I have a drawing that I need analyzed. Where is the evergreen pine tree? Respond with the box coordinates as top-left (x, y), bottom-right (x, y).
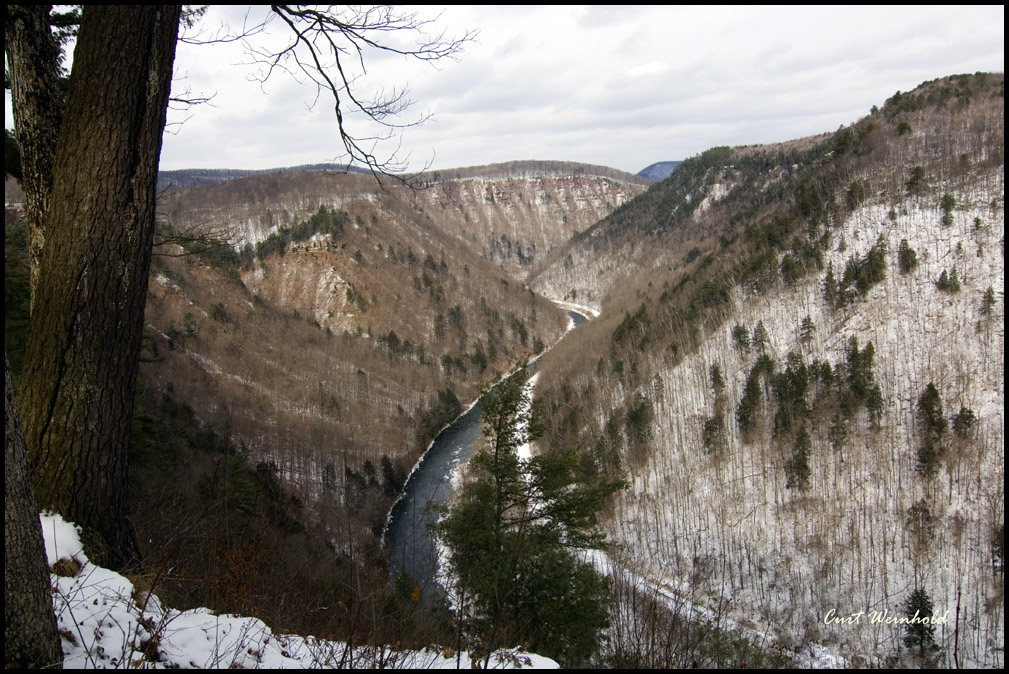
top-left (731, 324), bottom-right (750, 354)
top-left (823, 263), bottom-right (838, 307)
top-left (751, 321), bottom-right (769, 354)
top-left (703, 415), bottom-right (727, 455)
top-left (785, 426), bottom-right (811, 491)
top-left (981, 286), bottom-right (996, 316)
top-left (736, 368), bottom-right (763, 438)
top-left (799, 315), bottom-right (816, 344)
top-left (903, 587), bottom-right (937, 653)
top-left (709, 363), bottom-right (725, 394)
top-left (936, 268), bottom-right (961, 293)
top-left (435, 364), bottom-right (624, 666)
top-left (898, 238), bottom-right (918, 274)
top-left (940, 193), bottom-right (955, 226)
top-left (918, 383), bottom-right (947, 435)
top-left (952, 406), bottom-right (976, 439)
top-left (916, 383), bottom-right (946, 478)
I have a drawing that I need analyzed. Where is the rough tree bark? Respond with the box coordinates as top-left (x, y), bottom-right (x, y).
top-left (16, 5), bottom-right (183, 571)
top-left (5, 5), bottom-right (64, 310)
top-left (6, 355), bottom-right (63, 668)
top-left (8, 5), bottom-right (466, 582)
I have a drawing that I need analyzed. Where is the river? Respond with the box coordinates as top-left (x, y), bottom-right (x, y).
top-left (383, 309), bottom-right (588, 601)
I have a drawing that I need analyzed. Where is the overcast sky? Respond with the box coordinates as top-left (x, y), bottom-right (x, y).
top-left (9, 6), bottom-right (1004, 176)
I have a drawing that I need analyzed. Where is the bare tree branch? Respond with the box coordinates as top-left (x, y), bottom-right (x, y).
top-left (152, 220), bottom-right (243, 259)
top-left (177, 6), bottom-right (268, 45)
top-left (166, 7), bottom-right (268, 132)
top-left (242, 5), bottom-right (475, 185)
top-left (165, 76), bottom-right (217, 135)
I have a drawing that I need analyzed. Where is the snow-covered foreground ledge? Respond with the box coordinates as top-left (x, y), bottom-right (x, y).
top-left (41, 513), bottom-right (557, 669)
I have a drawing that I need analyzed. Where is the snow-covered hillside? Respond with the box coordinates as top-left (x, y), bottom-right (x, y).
top-left (603, 172), bottom-right (1004, 667)
top-left (525, 74), bottom-right (1004, 668)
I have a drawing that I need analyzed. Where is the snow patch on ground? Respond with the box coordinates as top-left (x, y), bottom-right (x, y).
top-left (41, 513), bottom-right (557, 669)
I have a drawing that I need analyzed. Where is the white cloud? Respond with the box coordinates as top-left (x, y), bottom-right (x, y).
top-left (8, 6), bottom-right (1001, 175)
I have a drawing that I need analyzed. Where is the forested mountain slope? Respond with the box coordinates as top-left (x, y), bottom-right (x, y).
top-left (146, 169), bottom-right (580, 524)
top-left (88, 161), bottom-right (636, 639)
top-left (135, 161), bottom-right (642, 559)
top-left (532, 73), bottom-right (1004, 667)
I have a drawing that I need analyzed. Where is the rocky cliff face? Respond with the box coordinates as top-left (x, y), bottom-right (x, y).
top-left (404, 172), bottom-right (647, 272)
top-left (157, 170), bottom-right (382, 248)
top-left (156, 162), bottom-right (648, 269)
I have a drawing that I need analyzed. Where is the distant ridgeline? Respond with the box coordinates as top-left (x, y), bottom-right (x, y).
top-left (156, 163), bottom-right (371, 191)
top-left (636, 160), bottom-right (682, 182)
top-left (418, 160), bottom-right (652, 185)
top-left (158, 159), bottom-right (652, 192)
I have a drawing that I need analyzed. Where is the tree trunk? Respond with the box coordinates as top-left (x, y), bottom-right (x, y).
top-left (17, 5), bottom-right (182, 571)
top-left (5, 5), bottom-right (64, 310)
top-left (6, 355), bottom-right (63, 669)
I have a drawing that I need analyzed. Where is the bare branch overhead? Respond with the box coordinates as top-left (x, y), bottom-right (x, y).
top-left (242, 5), bottom-right (475, 183)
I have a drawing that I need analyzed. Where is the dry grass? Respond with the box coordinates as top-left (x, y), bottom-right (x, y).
top-left (50, 556), bottom-right (83, 578)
